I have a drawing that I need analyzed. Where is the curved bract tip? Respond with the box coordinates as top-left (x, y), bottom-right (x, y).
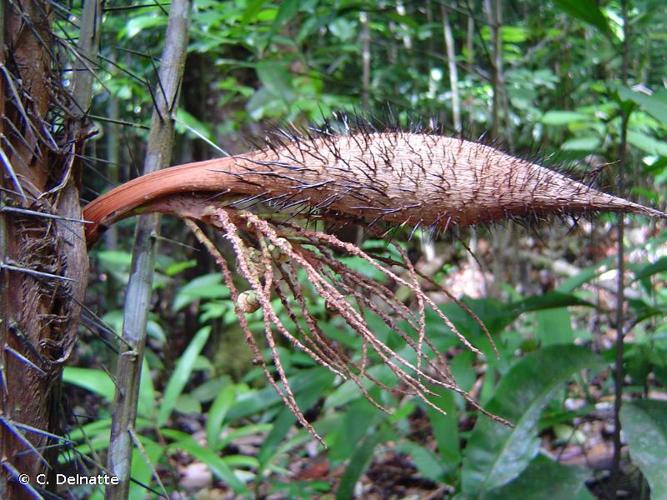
top-left (83, 132), bottom-right (666, 246)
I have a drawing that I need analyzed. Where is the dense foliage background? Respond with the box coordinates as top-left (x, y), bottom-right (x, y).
top-left (59, 0), bottom-right (667, 498)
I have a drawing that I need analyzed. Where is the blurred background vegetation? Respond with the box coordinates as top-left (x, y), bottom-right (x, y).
top-left (57, 0), bottom-right (667, 498)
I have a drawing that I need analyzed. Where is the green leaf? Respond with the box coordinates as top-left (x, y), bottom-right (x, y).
top-left (618, 87), bottom-right (667, 124)
top-left (137, 358), bottom-right (156, 419)
top-left (267, 0), bottom-right (300, 44)
top-left (241, 0), bottom-right (269, 24)
top-left (515, 291), bottom-right (592, 313)
top-left (485, 454), bottom-right (591, 499)
top-left (255, 61), bottom-right (294, 101)
top-left (216, 423), bottom-right (273, 451)
top-left (425, 390), bottom-right (460, 466)
top-left (557, 258), bottom-right (613, 292)
top-left (158, 327), bottom-right (211, 426)
top-left (228, 366), bottom-right (329, 419)
top-left (325, 364), bottom-right (393, 409)
top-left (628, 131), bottom-right (667, 157)
top-left (163, 429), bottom-right (248, 494)
top-left (66, 419), bottom-right (110, 442)
top-left (191, 376), bottom-right (230, 403)
top-left (257, 367), bottom-right (334, 468)
top-left (174, 393), bottom-right (201, 415)
top-left (172, 273), bottom-right (228, 312)
top-left (174, 108), bottom-right (214, 141)
top-left (335, 429), bottom-right (391, 500)
top-left (63, 367), bottom-right (115, 401)
top-left (395, 441), bottom-right (446, 482)
top-left (561, 136), bottom-right (601, 151)
top-left (461, 345), bottom-right (604, 496)
top-left (535, 308), bottom-right (574, 346)
top-left (541, 111), bottom-right (589, 125)
top-left (129, 437), bottom-right (164, 500)
top-left (164, 259), bottom-right (196, 277)
top-left (500, 26), bottom-right (528, 43)
top-left (328, 18), bottom-right (357, 41)
top-left (328, 398), bottom-right (381, 462)
top-left (97, 250), bottom-right (132, 268)
top-left (633, 256), bottom-right (667, 281)
top-left (551, 0), bottom-right (611, 37)
top-left (207, 383), bottom-right (236, 451)
top-left (620, 400), bottom-right (667, 499)
top-left (120, 14), bottom-right (167, 39)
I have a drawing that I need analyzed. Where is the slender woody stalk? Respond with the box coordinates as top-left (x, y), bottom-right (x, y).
top-left (612, 0), bottom-right (630, 495)
top-left (106, 2), bottom-right (191, 499)
top-left (442, 4), bottom-right (461, 134)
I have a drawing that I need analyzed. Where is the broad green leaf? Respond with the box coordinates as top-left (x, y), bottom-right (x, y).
top-left (628, 131), bottom-right (667, 157)
top-left (557, 258), bottom-right (613, 292)
top-left (451, 350), bottom-right (477, 392)
top-left (256, 61), bottom-right (294, 101)
top-left (129, 437), bottom-right (164, 500)
top-left (541, 111), bottom-right (589, 125)
top-left (241, 0), bottom-right (269, 24)
top-left (121, 14), bottom-right (167, 39)
top-left (633, 256), bottom-right (667, 281)
top-left (257, 406), bottom-right (302, 469)
top-left (96, 250), bottom-right (132, 268)
top-left (335, 429), bottom-right (391, 500)
top-left (339, 255), bottom-right (387, 281)
top-left (561, 136), bottom-right (600, 151)
top-left (485, 454), bottom-right (591, 499)
top-left (223, 455), bottom-right (260, 469)
top-left (174, 108), bottom-right (214, 141)
top-left (266, 0), bottom-right (299, 45)
top-left (535, 308), bottom-right (574, 346)
top-left (172, 273), bottom-right (228, 312)
top-left (64, 419), bottom-right (111, 444)
top-left (515, 291), bottom-right (592, 312)
top-left (228, 366), bottom-right (330, 419)
top-left (425, 390), bottom-right (460, 466)
top-left (396, 441), bottom-right (446, 482)
top-left (216, 423), bottom-right (273, 451)
top-left (501, 26), bottom-right (528, 43)
top-left (325, 364), bottom-right (394, 409)
top-left (328, 18), bottom-right (357, 41)
top-left (620, 400), bottom-right (667, 499)
top-left (164, 259), bottom-right (196, 276)
top-left (63, 367), bottom-right (115, 401)
top-left (425, 294), bottom-right (588, 359)
top-left (163, 429), bottom-right (248, 494)
top-left (258, 367), bottom-right (334, 468)
top-left (174, 393), bottom-right (201, 415)
top-left (192, 376), bottom-right (230, 403)
top-left (328, 398), bottom-right (381, 462)
top-left (207, 383), bottom-right (236, 450)
top-left (618, 87), bottom-right (667, 124)
top-left (158, 327), bottom-right (211, 426)
top-left (246, 87), bottom-right (283, 120)
top-left (435, 292), bottom-right (591, 358)
top-left (138, 358), bottom-right (156, 419)
top-left (551, 0), bottom-right (611, 36)
top-left (429, 298), bottom-right (515, 355)
top-left (461, 345), bottom-right (603, 496)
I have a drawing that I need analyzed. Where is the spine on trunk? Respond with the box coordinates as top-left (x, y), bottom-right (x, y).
top-left (83, 131), bottom-right (666, 244)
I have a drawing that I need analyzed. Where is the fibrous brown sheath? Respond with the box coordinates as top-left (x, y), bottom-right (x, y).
top-left (83, 131), bottom-right (666, 244)
top-left (82, 130), bottom-right (666, 441)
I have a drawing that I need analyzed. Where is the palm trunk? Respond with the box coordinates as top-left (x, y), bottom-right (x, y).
top-left (0, 1), bottom-right (91, 496)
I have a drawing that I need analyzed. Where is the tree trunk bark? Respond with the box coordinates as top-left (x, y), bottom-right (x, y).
top-left (0, 1), bottom-right (89, 497)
